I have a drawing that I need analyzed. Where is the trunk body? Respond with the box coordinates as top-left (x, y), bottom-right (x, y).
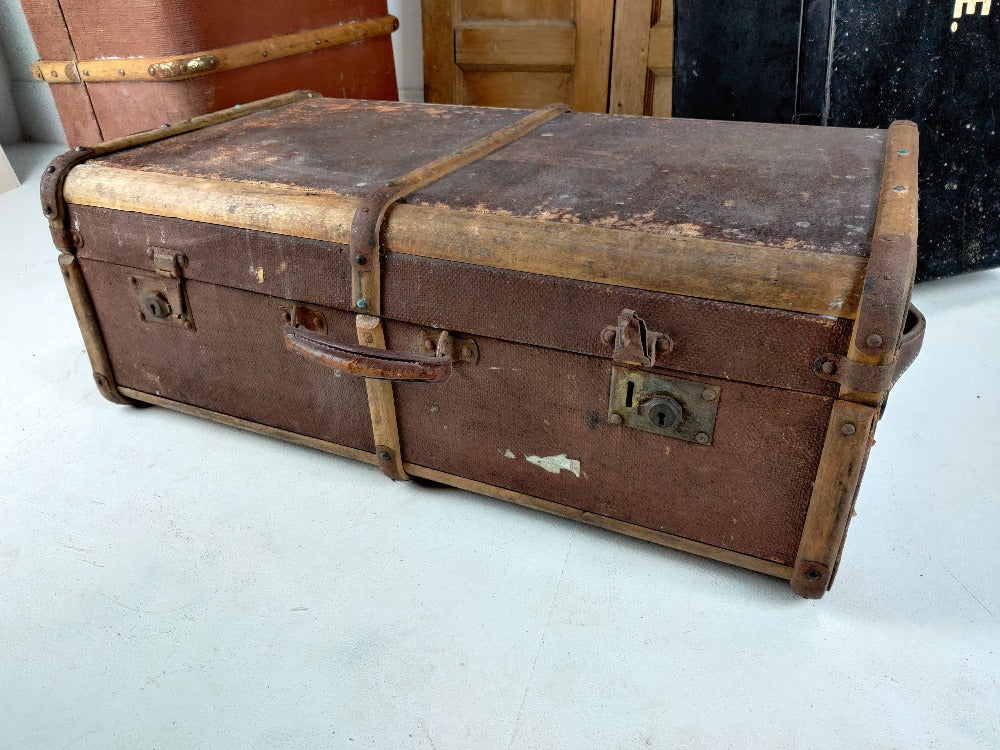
top-left (46, 95), bottom-right (922, 598)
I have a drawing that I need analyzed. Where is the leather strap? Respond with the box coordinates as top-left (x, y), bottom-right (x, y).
top-left (284, 328), bottom-right (452, 383)
top-left (350, 103), bottom-right (570, 479)
top-left (814, 303), bottom-right (925, 392)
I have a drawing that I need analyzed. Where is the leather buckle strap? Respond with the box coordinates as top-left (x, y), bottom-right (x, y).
top-left (814, 304), bottom-right (925, 393)
top-left (349, 102), bottom-right (570, 479)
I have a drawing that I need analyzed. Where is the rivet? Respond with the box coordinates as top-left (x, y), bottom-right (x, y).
top-left (363, 333), bottom-right (373, 344)
top-left (161, 123), bottom-right (170, 128)
top-left (356, 298), bottom-right (368, 309)
top-left (695, 432), bottom-right (710, 445)
top-left (314, 39), bottom-right (321, 45)
top-left (608, 413), bottom-right (623, 425)
top-left (892, 185), bottom-right (907, 192)
top-left (378, 451), bottom-right (390, 461)
top-left (898, 148), bottom-right (908, 155)
top-left (74, 145), bottom-right (86, 152)
top-left (281, 310), bottom-right (291, 322)
top-left (354, 253), bottom-right (367, 265)
top-left (806, 568), bottom-right (821, 581)
top-left (44, 165), bottom-right (55, 174)
top-left (118, 69), bottom-right (125, 76)
top-left (42, 205), bottom-right (54, 215)
top-left (93, 374), bottom-right (104, 386)
top-left (820, 360), bottom-right (837, 375)
top-left (261, 50), bottom-right (269, 58)
top-left (461, 345), bottom-right (474, 359)
top-left (82, 69), bottom-right (90, 76)
top-left (599, 327), bottom-right (617, 347)
top-left (841, 423), bottom-right (856, 436)
top-left (701, 388), bottom-right (717, 402)
top-left (866, 333), bottom-right (884, 348)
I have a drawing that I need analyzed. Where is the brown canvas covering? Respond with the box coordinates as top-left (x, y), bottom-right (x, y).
top-left (20, 0), bottom-right (398, 145)
top-left (44, 93), bottom-right (923, 598)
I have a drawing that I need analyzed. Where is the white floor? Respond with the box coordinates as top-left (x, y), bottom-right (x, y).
top-left (1, 142), bottom-right (998, 750)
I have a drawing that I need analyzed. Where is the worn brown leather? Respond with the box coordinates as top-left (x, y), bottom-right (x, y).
top-left (285, 329), bottom-right (453, 383)
top-left (70, 206), bottom-right (853, 397)
top-left (75, 211), bottom-right (835, 566)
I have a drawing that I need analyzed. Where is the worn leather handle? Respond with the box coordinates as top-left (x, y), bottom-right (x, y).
top-left (893, 304), bottom-right (925, 386)
top-left (284, 328), bottom-right (452, 383)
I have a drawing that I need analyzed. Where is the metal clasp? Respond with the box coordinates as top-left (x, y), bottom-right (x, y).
top-left (132, 247), bottom-right (193, 329)
top-left (601, 309), bottom-right (674, 367)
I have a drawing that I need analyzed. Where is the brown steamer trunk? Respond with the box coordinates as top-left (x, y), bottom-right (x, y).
top-left (21, 0), bottom-right (398, 145)
top-left (42, 92), bottom-right (924, 598)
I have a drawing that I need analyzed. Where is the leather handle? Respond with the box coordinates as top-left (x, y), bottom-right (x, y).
top-left (893, 304), bottom-right (925, 386)
top-left (284, 328), bottom-right (452, 383)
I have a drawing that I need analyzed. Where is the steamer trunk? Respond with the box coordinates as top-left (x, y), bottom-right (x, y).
top-left (21, 0), bottom-right (398, 145)
top-left (44, 93), bottom-right (923, 598)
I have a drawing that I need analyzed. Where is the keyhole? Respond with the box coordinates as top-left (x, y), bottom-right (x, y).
top-left (657, 411), bottom-right (666, 426)
top-left (625, 380), bottom-right (635, 408)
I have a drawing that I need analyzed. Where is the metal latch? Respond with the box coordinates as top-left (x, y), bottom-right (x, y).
top-left (603, 309), bottom-right (718, 445)
top-left (601, 309), bottom-right (674, 367)
top-left (132, 247), bottom-right (193, 329)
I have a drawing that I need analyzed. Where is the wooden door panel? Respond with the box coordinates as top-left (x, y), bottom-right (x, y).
top-left (609, 0), bottom-right (673, 116)
top-left (454, 22), bottom-right (576, 72)
top-left (423, 0), bottom-right (613, 112)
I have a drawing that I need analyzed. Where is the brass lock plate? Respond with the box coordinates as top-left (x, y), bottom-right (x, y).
top-left (608, 366), bottom-right (720, 445)
top-left (130, 273), bottom-right (192, 329)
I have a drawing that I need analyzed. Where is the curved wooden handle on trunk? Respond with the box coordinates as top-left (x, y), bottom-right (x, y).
top-left (284, 328), bottom-right (452, 383)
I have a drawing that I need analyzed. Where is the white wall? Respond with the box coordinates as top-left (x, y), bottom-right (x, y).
top-left (0, 1), bottom-right (424, 144)
top-left (0, 32), bottom-right (20, 144)
top-left (0, 0), bottom-right (63, 144)
top-left (387, 0), bottom-right (424, 102)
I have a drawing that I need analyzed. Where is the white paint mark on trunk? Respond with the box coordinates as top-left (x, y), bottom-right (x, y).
top-left (525, 453), bottom-right (581, 478)
top-left (501, 449), bottom-right (516, 459)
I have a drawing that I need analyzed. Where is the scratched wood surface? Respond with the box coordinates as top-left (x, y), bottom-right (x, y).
top-left (91, 99), bottom-right (885, 258)
top-left (422, 0), bottom-right (614, 112)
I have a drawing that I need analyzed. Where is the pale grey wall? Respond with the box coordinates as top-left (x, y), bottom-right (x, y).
top-left (0, 0), bottom-right (422, 144)
top-left (0, 30), bottom-right (21, 144)
top-left (387, 0), bottom-right (424, 102)
top-left (0, 0), bottom-right (64, 144)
